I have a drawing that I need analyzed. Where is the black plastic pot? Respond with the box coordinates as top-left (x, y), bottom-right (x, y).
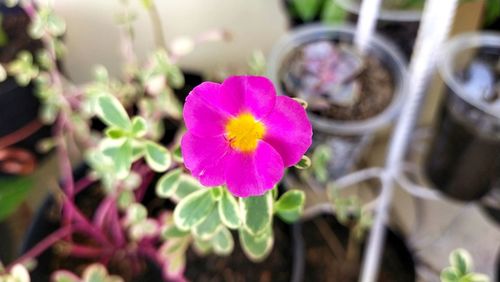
top-left (20, 165), bottom-right (163, 281)
top-left (0, 78), bottom-right (51, 157)
top-left (424, 33), bottom-right (500, 201)
top-left (0, 3), bottom-right (52, 177)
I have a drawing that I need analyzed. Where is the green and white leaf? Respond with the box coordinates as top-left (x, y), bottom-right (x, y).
top-left (100, 138), bottom-right (133, 179)
top-left (173, 189), bottom-right (216, 231)
top-left (193, 207), bottom-right (222, 240)
top-left (240, 191), bottom-right (273, 236)
top-left (171, 174), bottom-right (203, 202)
top-left (450, 248), bottom-right (473, 277)
top-left (96, 95), bottom-right (131, 130)
top-left (274, 189), bottom-right (305, 223)
top-left (294, 155), bottom-right (311, 170)
top-left (218, 188), bottom-right (241, 229)
top-left (124, 203), bottom-right (148, 226)
top-left (144, 141), bottom-right (171, 172)
top-left (131, 116), bottom-right (148, 138)
top-left (211, 226), bottom-right (234, 256)
top-left (239, 226), bottom-right (274, 262)
top-left (156, 168), bottom-right (183, 198)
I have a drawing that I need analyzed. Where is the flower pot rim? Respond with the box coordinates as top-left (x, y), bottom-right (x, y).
top-left (267, 23), bottom-right (408, 135)
top-left (438, 31), bottom-right (500, 120)
top-left (335, 0), bottom-right (422, 22)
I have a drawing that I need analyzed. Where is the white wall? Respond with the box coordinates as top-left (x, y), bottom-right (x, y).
top-left (53, 0), bottom-right (288, 83)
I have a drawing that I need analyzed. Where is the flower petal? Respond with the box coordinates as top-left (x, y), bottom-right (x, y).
top-left (183, 82), bottom-right (229, 137)
top-left (225, 141), bottom-right (284, 197)
top-left (262, 96), bottom-right (312, 167)
top-left (219, 76), bottom-right (277, 118)
top-left (181, 132), bottom-right (230, 186)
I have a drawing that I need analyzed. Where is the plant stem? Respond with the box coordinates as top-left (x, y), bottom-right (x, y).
top-left (63, 198), bottom-right (112, 246)
top-left (67, 243), bottom-right (108, 259)
top-left (74, 175), bottom-right (96, 194)
top-left (108, 200), bottom-right (126, 247)
top-left (135, 165), bottom-right (155, 202)
top-left (0, 120), bottom-right (43, 149)
top-left (7, 225), bottom-right (73, 269)
top-left (147, 2), bottom-right (167, 49)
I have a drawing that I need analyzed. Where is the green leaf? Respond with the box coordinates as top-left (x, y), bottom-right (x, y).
top-left (117, 190), bottom-right (134, 210)
top-left (172, 174), bottom-right (202, 201)
top-left (46, 13), bottom-right (66, 37)
top-left (192, 237), bottom-right (212, 255)
top-left (485, 0), bottom-right (500, 26)
top-left (274, 190), bottom-right (305, 223)
top-left (441, 267), bottom-right (459, 282)
top-left (156, 168), bottom-right (182, 198)
top-left (312, 145), bottom-right (332, 183)
top-left (461, 273), bottom-right (491, 282)
top-left (124, 203), bottom-right (147, 226)
top-left (211, 226), bottom-right (234, 256)
top-left (172, 145), bottom-right (183, 163)
top-left (240, 191), bottom-right (273, 236)
top-left (218, 189), bottom-right (241, 229)
top-left (166, 65), bottom-right (185, 89)
top-left (450, 249), bottom-right (473, 276)
top-left (158, 239), bottom-right (189, 278)
top-left (275, 190), bottom-right (305, 211)
top-left (291, 0), bottom-right (322, 22)
top-left (82, 264), bottom-right (107, 281)
top-left (0, 177), bottom-right (33, 221)
top-left (210, 186), bottom-right (222, 200)
top-left (193, 208), bottom-right (222, 240)
top-left (144, 141), bottom-right (171, 172)
top-left (131, 116), bottom-right (147, 138)
top-left (162, 225), bottom-right (190, 239)
top-left (239, 226), bottom-right (274, 262)
top-left (105, 127), bottom-right (127, 139)
top-left (294, 155), bottom-right (311, 169)
top-left (101, 138), bottom-right (133, 179)
top-left (173, 189), bottom-right (216, 231)
top-left (321, 0), bottom-right (347, 24)
top-left (52, 270), bottom-right (80, 282)
top-left (96, 95), bottom-right (131, 130)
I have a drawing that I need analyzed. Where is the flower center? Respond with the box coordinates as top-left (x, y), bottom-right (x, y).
top-left (225, 113), bottom-right (266, 152)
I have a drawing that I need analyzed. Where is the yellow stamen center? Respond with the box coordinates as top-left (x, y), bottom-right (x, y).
top-left (225, 113), bottom-right (266, 152)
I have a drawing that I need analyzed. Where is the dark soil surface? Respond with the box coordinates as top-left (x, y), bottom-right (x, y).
top-left (313, 55), bottom-right (394, 121)
top-left (280, 42), bottom-right (395, 121)
top-left (184, 219), bottom-right (293, 282)
top-left (302, 215), bottom-right (415, 282)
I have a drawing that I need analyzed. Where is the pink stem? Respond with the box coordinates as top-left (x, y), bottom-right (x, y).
top-left (108, 200), bottom-right (126, 247)
top-left (68, 244), bottom-right (108, 259)
top-left (63, 198), bottom-right (111, 246)
top-left (135, 166), bottom-right (155, 202)
top-left (74, 175), bottom-right (96, 195)
top-left (7, 225), bottom-right (73, 269)
top-left (93, 197), bottom-right (114, 230)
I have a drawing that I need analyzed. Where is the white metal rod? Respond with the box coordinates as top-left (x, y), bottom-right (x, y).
top-left (354, 0), bottom-right (383, 53)
top-left (359, 1), bottom-right (459, 281)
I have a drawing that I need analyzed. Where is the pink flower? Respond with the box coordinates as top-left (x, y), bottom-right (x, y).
top-left (181, 76), bottom-right (312, 197)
